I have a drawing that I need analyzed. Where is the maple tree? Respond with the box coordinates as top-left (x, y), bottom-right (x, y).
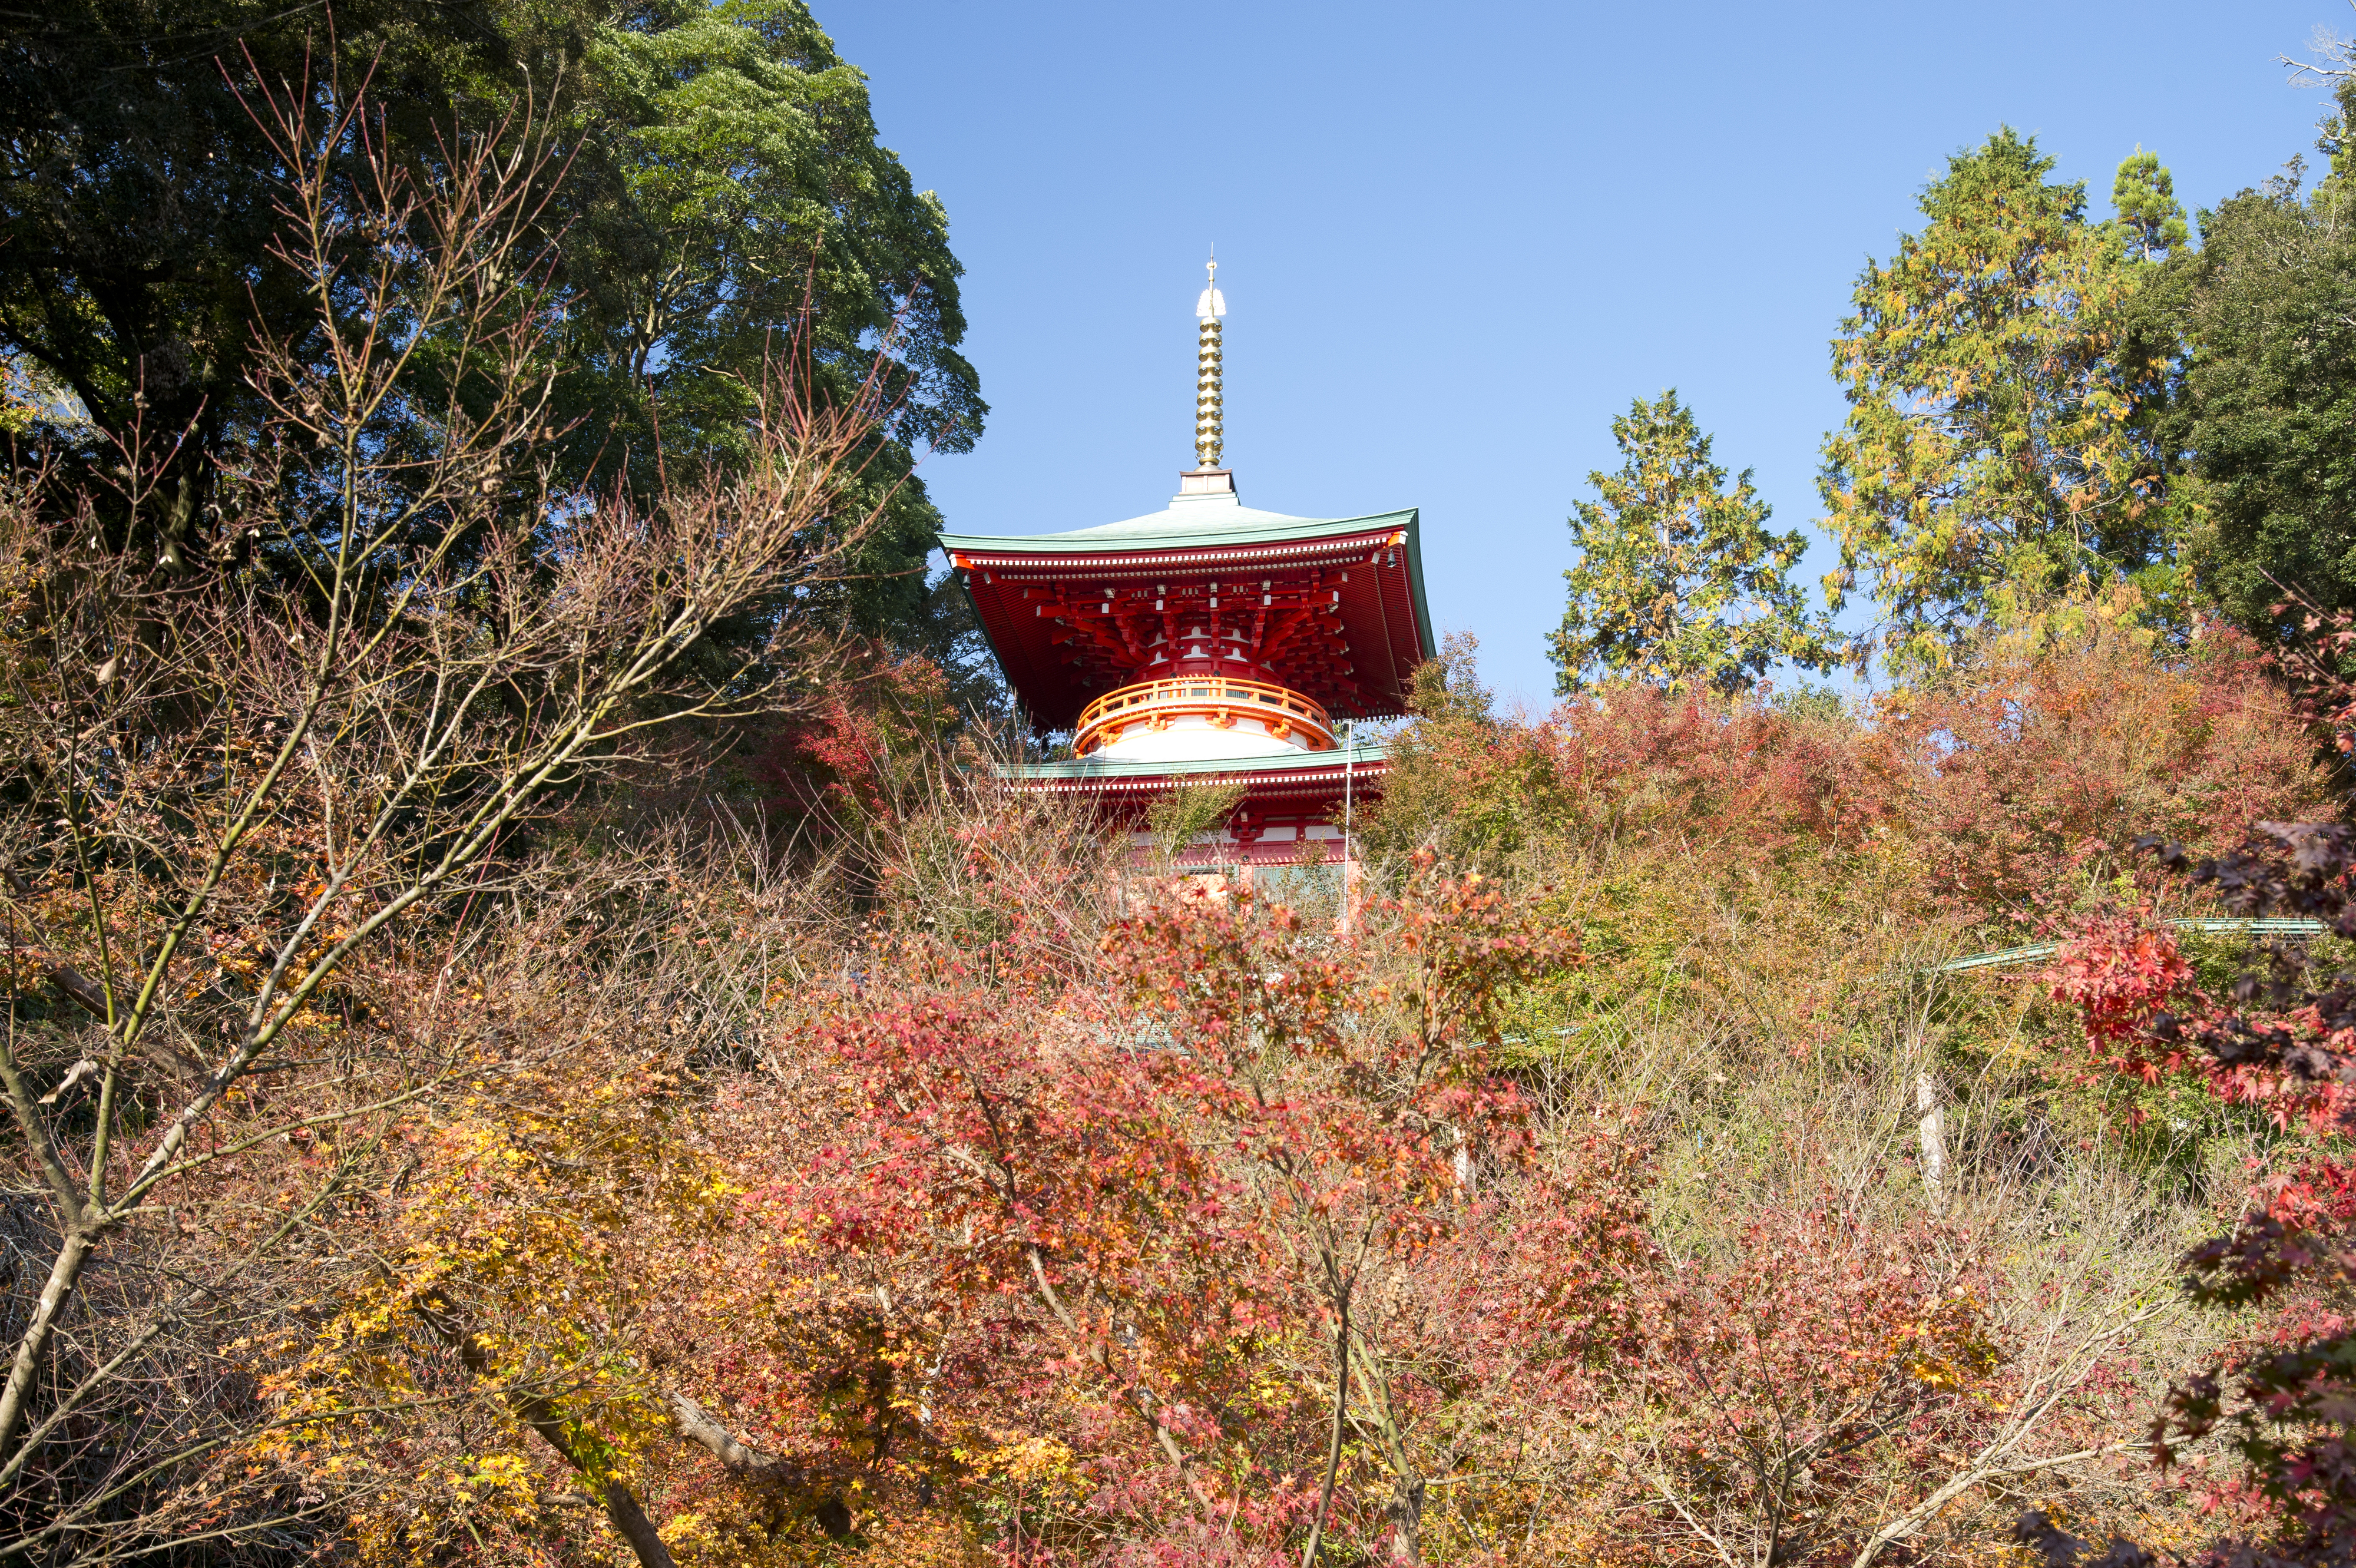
top-left (2020, 582), bottom-right (2356, 1566)
top-left (0, 63), bottom-right (894, 1562)
top-left (1381, 615), bottom-right (2316, 944)
top-left (231, 807), bottom-right (1617, 1566)
top-left (1587, 1196), bottom-right (2162, 1568)
top-left (2044, 821), bottom-right (2356, 1566)
top-left (791, 855), bottom-right (1582, 1562)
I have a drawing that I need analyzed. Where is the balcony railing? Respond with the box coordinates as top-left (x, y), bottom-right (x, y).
top-left (1074, 676), bottom-right (1335, 756)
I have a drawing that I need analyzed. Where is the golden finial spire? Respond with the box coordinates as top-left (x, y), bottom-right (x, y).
top-left (1193, 251), bottom-right (1226, 471)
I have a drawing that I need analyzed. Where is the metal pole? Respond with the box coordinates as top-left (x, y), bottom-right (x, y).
top-left (1341, 720), bottom-right (1355, 932)
top-left (1342, 720), bottom-right (1354, 856)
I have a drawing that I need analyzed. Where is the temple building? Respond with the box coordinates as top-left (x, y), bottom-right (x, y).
top-left (938, 261), bottom-right (1434, 888)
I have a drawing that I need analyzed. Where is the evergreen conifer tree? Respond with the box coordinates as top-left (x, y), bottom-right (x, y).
top-left (2112, 147), bottom-right (2190, 262)
top-left (1819, 130), bottom-right (2186, 676)
top-left (1551, 392), bottom-right (1834, 695)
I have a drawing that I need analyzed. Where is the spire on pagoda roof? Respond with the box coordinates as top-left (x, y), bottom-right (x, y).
top-left (933, 257), bottom-right (1438, 732)
top-left (1183, 252), bottom-right (1235, 504)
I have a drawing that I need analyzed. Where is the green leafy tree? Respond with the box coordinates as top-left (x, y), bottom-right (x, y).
top-left (0, 0), bottom-right (981, 647)
top-left (1550, 390), bottom-right (1834, 695)
top-left (1818, 130), bottom-right (2187, 677)
top-left (0, 0), bottom-right (505, 567)
top-left (2113, 147), bottom-right (2190, 262)
top-left (2169, 78), bottom-right (2356, 636)
top-left (547, 0), bottom-right (984, 638)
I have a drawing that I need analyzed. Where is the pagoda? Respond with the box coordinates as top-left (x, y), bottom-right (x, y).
top-left (939, 261), bottom-right (1434, 884)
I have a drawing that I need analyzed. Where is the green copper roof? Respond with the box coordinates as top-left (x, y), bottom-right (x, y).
top-left (940, 503), bottom-right (1437, 726)
top-left (1002, 742), bottom-right (1391, 783)
top-left (940, 505), bottom-right (1418, 557)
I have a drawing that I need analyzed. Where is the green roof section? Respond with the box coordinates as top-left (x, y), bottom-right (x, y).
top-left (940, 504), bottom-right (1437, 699)
top-left (940, 505), bottom-right (1417, 555)
top-left (1002, 742), bottom-right (1391, 782)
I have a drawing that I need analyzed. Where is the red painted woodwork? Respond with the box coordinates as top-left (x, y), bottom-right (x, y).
top-left (948, 521), bottom-right (1425, 732)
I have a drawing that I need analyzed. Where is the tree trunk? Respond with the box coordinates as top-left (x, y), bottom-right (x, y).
top-left (1361, 1374), bottom-right (1425, 1565)
top-left (1387, 1476), bottom-right (1426, 1563)
top-left (1917, 1070), bottom-right (1947, 1214)
top-left (423, 1299), bottom-right (679, 1568)
top-left (1301, 1300), bottom-right (1349, 1568)
top-left (0, 1228), bottom-right (93, 1464)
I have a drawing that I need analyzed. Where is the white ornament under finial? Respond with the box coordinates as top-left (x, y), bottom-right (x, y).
top-left (1196, 250), bottom-right (1226, 322)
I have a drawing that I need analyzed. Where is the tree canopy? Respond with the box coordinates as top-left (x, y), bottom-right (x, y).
top-left (0, 0), bottom-right (983, 649)
top-left (1817, 130), bottom-right (2188, 677)
top-left (1550, 391), bottom-right (1832, 694)
top-left (2168, 82), bottom-right (2356, 637)
top-left (0, 0), bottom-right (511, 563)
top-left (548, 0), bottom-right (984, 638)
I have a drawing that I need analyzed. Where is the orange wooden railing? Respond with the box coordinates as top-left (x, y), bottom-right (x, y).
top-left (1073, 676), bottom-right (1335, 755)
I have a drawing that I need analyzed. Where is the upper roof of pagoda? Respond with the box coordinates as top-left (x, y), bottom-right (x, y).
top-left (940, 498), bottom-right (1436, 732)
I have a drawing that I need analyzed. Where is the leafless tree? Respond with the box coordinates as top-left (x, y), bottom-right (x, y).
top-left (0, 61), bottom-right (889, 1564)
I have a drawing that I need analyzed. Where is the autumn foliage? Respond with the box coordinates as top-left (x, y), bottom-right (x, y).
top-left (28, 607), bottom-right (2294, 1566)
top-left (5, 71), bottom-right (2355, 1567)
top-left (2044, 813), bottom-right (2356, 1566)
top-left (6, 425), bottom-right (2348, 1568)
top-left (1379, 621), bottom-right (2315, 932)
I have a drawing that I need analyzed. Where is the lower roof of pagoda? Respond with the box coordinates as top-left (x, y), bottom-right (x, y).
top-left (1001, 742), bottom-right (1389, 807)
top-left (939, 504), bottom-right (1434, 732)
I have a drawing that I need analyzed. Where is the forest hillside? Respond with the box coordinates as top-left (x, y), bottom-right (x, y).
top-left (10, 4), bottom-right (2356, 1567)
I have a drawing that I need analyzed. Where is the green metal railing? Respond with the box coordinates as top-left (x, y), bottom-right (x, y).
top-left (1934, 917), bottom-right (2332, 974)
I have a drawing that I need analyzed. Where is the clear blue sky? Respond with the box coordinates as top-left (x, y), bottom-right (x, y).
top-left (823, 0), bottom-right (2340, 713)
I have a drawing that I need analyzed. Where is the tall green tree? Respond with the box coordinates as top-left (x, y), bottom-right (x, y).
top-left (0, 0), bottom-right (982, 646)
top-left (2113, 147), bottom-right (2191, 263)
top-left (1818, 130), bottom-right (2187, 678)
top-left (1550, 391), bottom-right (1834, 695)
top-left (2169, 79), bottom-right (2356, 637)
top-left (548, 0), bottom-right (984, 639)
top-left (0, 0), bottom-right (508, 567)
